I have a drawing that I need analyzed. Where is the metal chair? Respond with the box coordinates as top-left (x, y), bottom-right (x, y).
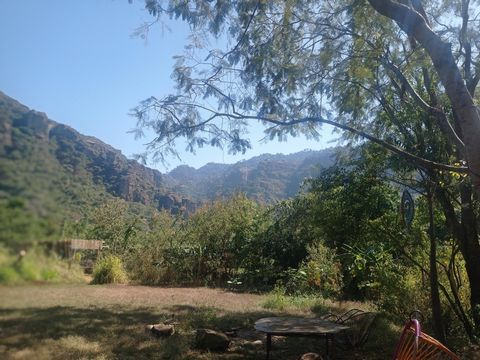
top-left (320, 309), bottom-right (377, 349)
top-left (319, 308), bottom-right (365, 324)
top-left (338, 311), bottom-right (377, 348)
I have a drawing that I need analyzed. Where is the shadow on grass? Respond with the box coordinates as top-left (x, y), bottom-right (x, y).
top-left (0, 304), bottom-right (396, 360)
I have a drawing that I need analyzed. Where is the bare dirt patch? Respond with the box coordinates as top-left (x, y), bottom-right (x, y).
top-left (0, 284), bottom-right (264, 312)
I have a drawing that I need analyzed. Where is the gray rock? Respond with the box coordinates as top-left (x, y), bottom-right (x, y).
top-left (298, 353), bottom-right (323, 360)
top-left (243, 339), bottom-right (263, 349)
top-left (146, 323), bottom-right (175, 337)
top-left (195, 329), bottom-right (230, 351)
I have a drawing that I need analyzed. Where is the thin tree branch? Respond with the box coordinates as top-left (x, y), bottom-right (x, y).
top-left (381, 57), bottom-right (466, 153)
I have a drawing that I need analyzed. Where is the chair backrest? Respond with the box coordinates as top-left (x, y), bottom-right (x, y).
top-left (392, 319), bottom-right (460, 360)
top-left (319, 308), bottom-right (366, 324)
top-left (341, 311), bottom-right (377, 348)
top-left (337, 309), bottom-right (366, 324)
top-left (319, 308), bottom-right (377, 349)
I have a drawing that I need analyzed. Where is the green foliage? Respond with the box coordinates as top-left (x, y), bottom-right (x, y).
top-left (127, 194), bottom-right (262, 286)
top-left (0, 246), bottom-right (84, 285)
top-left (86, 199), bottom-right (140, 256)
top-left (304, 162), bottom-right (400, 299)
top-left (184, 193), bottom-right (261, 284)
top-left (92, 255), bottom-right (128, 284)
top-left (126, 210), bottom-right (181, 285)
top-left (0, 197), bottom-right (58, 248)
top-left (261, 286), bottom-right (292, 311)
top-left (0, 266), bottom-right (20, 285)
top-left (298, 241), bottom-right (343, 296)
top-left (266, 241), bottom-right (343, 297)
top-left (238, 196), bottom-right (317, 289)
top-left (16, 259), bottom-right (39, 281)
top-left (261, 286), bottom-right (326, 312)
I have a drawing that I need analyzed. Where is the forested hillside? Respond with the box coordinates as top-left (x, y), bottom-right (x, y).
top-left (0, 92), bottom-right (192, 244)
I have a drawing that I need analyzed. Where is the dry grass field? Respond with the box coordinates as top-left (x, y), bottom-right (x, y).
top-left (0, 284), bottom-right (397, 359)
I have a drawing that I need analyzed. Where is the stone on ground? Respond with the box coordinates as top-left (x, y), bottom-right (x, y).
top-left (298, 353), bottom-right (323, 360)
top-left (145, 323), bottom-right (175, 337)
top-left (195, 329), bottom-right (230, 351)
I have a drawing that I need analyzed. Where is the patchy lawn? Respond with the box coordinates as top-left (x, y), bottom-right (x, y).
top-left (0, 284), bottom-right (396, 359)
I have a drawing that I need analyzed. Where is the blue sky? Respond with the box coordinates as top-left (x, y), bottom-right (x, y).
top-left (0, 0), bottom-right (337, 171)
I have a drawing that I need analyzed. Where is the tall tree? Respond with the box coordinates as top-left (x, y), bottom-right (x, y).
top-left (132, 0), bottom-right (480, 333)
top-left (368, 0), bottom-right (480, 195)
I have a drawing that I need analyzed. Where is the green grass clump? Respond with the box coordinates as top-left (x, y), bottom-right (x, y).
top-left (16, 259), bottom-right (39, 281)
top-left (0, 266), bottom-right (21, 284)
top-left (91, 255), bottom-right (128, 284)
top-left (261, 286), bottom-right (325, 312)
top-left (262, 287), bottom-right (291, 311)
top-left (0, 246), bottom-right (84, 284)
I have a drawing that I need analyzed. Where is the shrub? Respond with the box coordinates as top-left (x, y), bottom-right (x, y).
top-left (41, 268), bottom-right (58, 281)
top-left (92, 255), bottom-right (128, 284)
top-left (273, 241), bottom-right (343, 297)
top-left (15, 260), bottom-right (39, 281)
top-left (262, 286), bottom-right (324, 311)
top-left (126, 210), bottom-right (183, 285)
top-left (0, 246), bottom-right (84, 284)
top-left (300, 241), bottom-right (343, 296)
top-left (262, 286), bottom-right (291, 311)
top-left (128, 196), bottom-right (262, 287)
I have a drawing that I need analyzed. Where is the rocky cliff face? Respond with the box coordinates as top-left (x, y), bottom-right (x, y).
top-left (0, 91), bottom-right (335, 214)
top-left (0, 91), bottom-right (198, 215)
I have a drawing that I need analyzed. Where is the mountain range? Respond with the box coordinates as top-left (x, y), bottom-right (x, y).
top-left (0, 91), bottom-right (336, 220)
top-left (166, 149), bottom-right (335, 203)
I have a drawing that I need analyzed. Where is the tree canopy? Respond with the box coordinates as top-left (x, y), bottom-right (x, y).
top-left (132, 0), bottom-right (480, 334)
top-left (132, 1), bottom-right (478, 182)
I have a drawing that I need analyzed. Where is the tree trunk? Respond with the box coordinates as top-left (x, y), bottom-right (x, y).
top-left (427, 189), bottom-right (447, 344)
top-left (459, 184), bottom-right (480, 333)
top-left (367, 0), bottom-right (480, 198)
top-left (436, 187), bottom-right (475, 340)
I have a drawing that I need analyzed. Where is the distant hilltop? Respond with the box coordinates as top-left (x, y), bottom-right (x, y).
top-left (165, 148), bottom-right (337, 203)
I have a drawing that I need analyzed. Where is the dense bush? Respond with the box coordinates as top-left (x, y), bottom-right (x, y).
top-left (86, 200), bottom-right (140, 256)
top-left (299, 241), bottom-right (343, 296)
top-left (0, 198), bottom-right (59, 249)
top-left (184, 194), bottom-right (261, 284)
top-left (126, 210), bottom-right (182, 285)
top-left (126, 194), bottom-right (262, 286)
top-left (92, 255), bottom-right (128, 284)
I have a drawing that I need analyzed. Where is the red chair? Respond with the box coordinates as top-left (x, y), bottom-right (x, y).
top-left (393, 317), bottom-right (459, 359)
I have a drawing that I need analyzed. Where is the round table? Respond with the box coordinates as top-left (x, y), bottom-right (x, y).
top-left (254, 317), bottom-right (350, 359)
